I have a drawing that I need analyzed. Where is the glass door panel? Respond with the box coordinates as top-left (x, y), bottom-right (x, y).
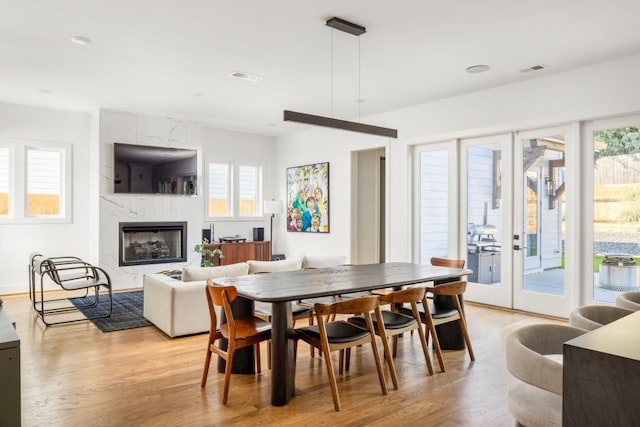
top-left (592, 125), bottom-right (640, 303)
top-left (524, 169), bottom-right (541, 271)
top-left (514, 128), bottom-right (571, 317)
top-left (461, 134), bottom-right (511, 309)
top-left (417, 148), bottom-right (450, 262)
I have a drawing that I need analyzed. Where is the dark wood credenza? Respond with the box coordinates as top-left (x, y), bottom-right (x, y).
top-left (204, 241), bottom-right (270, 265)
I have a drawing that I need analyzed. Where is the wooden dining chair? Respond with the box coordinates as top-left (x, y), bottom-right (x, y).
top-left (293, 295), bottom-right (389, 411)
top-left (399, 280), bottom-right (475, 372)
top-left (201, 281), bottom-right (272, 404)
top-left (348, 286), bottom-right (434, 385)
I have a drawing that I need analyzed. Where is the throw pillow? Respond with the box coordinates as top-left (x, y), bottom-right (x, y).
top-left (302, 255), bottom-right (347, 269)
top-left (182, 262), bottom-right (249, 282)
top-left (247, 257), bottom-right (303, 274)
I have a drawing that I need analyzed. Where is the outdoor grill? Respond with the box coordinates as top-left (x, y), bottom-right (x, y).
top-left (468, 202), bottom-right (498, 243)
top-left (467, 202), bottom-right (501, 284)
top-left (598, 254), bottom-right (640, 291)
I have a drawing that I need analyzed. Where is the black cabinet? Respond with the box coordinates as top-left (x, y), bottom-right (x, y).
top-left (0, 308), bottom-right (20, 427)
top-left (468, 250), bottom-right (501, 284)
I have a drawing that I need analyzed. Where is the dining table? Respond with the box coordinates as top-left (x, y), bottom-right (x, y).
top-left (213, 261), bottom-right (471, 406)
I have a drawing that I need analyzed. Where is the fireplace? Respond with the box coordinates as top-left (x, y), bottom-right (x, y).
top-left (119, 221), bottom-right (187, 266)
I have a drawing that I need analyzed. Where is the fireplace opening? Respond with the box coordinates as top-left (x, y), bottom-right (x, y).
top-left (119, 221), bottom-right (187, 266)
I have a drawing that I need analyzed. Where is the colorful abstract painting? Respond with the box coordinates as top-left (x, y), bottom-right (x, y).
top-left (286, 162), bottom-right (329, 233)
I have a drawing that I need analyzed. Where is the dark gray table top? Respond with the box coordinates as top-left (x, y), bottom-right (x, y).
top-left (0, 307), bottom-right (20, 350)
top-left (565, 309), bottom-right (640, 361)
top-left (213, 262), bottom-right (471, 303)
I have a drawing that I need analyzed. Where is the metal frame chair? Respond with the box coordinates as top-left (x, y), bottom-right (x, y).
top-left (29, 253), bottom-right (113, 326)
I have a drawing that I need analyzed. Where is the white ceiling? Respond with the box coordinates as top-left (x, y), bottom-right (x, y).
top-left (2, 1), bottom-right (640, 137)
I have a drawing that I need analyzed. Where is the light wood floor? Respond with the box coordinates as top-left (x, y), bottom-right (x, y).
top-left (3, 292), bottom-right (565, 427)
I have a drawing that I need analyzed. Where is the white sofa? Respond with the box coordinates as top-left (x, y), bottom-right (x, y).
top-left (143, 258), bottom-right (304, 337)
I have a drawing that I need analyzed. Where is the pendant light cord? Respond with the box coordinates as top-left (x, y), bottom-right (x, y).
top-left (358, 36), bottom-right (361, 122)
top-left (330, 29), bottom-right (334, 118)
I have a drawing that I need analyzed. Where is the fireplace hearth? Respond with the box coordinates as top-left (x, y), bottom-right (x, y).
top-left (119, 221), bottom-right (187, 266)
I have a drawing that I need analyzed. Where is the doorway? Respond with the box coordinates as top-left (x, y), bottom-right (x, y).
top-left (352, 148), bottom-right (386, 264)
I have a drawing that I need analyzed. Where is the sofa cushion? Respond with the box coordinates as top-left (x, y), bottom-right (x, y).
top-left (302, 255), bottom-right (346, 269)
top-left (182, 262), bottom-right (249, 282)
top-left (247, 257), bottom-right (303, 274)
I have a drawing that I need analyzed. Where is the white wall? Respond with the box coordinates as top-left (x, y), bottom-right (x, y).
top-left (275, 54), bottom-right (640, 264)
top-left (0, 102), bottom-right (92, 293)
top-left (275, 129), bottom-right (390, 261)
top-left (98, 110), bottom-right (276, 289)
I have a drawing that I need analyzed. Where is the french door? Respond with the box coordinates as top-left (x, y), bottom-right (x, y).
top-left (512, 126), bottom-right (574, 317)
top-left (417, 125), bottom-right (576, 317)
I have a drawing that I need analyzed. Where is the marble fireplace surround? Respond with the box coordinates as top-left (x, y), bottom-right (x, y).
top-left (98, 110), bottom-right (276, 290)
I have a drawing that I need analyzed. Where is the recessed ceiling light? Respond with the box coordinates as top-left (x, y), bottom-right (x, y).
top-left (39, 89), bottom-right (52, 94)
top-left (70, 36), bottom-right (91, 45)
top-left (192, 92), bottom-right (203, 97)
top-left (230, 71), bottom-right (263, 82)
top-left (466, 64), bottom-right (490, 74)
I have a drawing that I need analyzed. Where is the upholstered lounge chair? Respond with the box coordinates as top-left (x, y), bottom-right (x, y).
top-left (506, 323), bottom-right (587, 427)
top-left (615, 291), bottom-right (640, 311)
top-left (569, 304), bottom-right (633, 331)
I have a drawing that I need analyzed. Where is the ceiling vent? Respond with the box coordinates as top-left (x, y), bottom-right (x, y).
top-left (520, 64), bottom-right (547, 73)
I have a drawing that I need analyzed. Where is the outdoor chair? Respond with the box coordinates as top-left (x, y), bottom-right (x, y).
top-left (29, 253), bottom-right (113, 326)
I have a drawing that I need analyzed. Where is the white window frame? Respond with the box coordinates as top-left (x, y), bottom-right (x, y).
top-left (0, 144), bottom-right (14, 218)
top-left (238, 164), bottom-right (263, 218)
top-left (206, 160), bottom-right (233, 218)
top-left (0, 138), bottom-right (72, 224)
top-left (204, 157), bottom-right (263, 221)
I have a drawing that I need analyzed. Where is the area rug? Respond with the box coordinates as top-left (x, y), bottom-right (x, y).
top-left (69, 290), bottom-right (152, 333)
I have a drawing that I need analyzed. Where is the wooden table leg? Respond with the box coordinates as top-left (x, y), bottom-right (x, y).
top-left (270, 301), bottom-right (295, 406)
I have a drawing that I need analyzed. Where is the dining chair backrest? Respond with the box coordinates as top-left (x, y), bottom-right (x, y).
top-left (428, 280), bottom-right (467, 297)
top-left (378, 286), bottom-right (427, 305)
top-left (205, 284), bottom-right (238, 338)
top-left (314, 295), bottom-right (380, 318)
top-left (430, 257), bottom-right (465, 269)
